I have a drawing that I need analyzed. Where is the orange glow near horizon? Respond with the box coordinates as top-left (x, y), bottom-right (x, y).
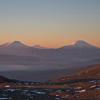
top-left (0, 34), bottom-right (99, 48)
top-left (0, 0), bottom-right (100, 48)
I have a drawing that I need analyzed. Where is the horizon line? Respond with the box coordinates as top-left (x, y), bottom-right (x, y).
top-left (0, 40), bottom-right (100, 48)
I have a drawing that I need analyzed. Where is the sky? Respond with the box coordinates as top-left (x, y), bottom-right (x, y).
top-left (0, 0), bottom-right (100, 47)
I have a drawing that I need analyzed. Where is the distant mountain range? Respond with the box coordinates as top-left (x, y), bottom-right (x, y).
top-left (0, 40), bottom-right (100, 70)
top-left (0, 40), bottom-right (100, 80)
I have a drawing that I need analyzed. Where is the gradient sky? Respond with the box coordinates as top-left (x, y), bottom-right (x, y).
top-left (0, 0), bottom-right (100, 47)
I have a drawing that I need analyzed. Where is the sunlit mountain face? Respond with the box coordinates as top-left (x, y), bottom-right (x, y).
top-left (0, 40), bottom-right (100, 81)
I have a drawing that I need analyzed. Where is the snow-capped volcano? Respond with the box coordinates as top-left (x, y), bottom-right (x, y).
top-left (59, 40), bottom-right (98, 49)
top-left (7, 41), bottom-right (29, 48)
top-left (0, 41), bottom-right (32, 56)
top-left (73, 40), bottom-right (97, 48)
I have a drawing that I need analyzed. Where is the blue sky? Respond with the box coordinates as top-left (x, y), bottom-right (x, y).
top-left (0, 0), bottom-right (100, 47)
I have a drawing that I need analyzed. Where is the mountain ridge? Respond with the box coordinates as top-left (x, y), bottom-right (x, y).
top-left (0, 40), bottom-right (100, 80)
top-left (0, 40), bottom-right (99, 49)
top-left (59, 40), bottom-right (99, 50)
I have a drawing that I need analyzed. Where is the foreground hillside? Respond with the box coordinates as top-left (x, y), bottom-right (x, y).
top-left (54, 64), bottom-right (100, 82)
top-left (48, 64), bottom-right (100, 100)
top-left (79, 64), bottom-right (100, 76)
